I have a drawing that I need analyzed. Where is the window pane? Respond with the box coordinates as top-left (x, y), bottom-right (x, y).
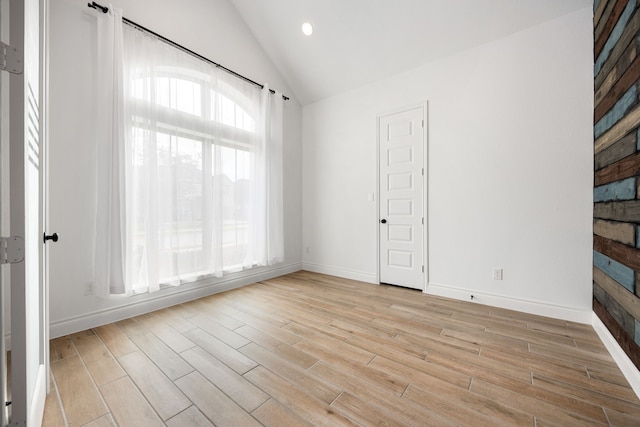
top-left (176, 79), bottom-right (201, 116)
top-left (211, 91), bottom-right (256, 132)
top-left (164, 134), bottom-right (203, 280)
top-left (212, 145), bottom-right (252, 269)
top-left (221, 95), bottom-right (235, 127)
top-left (240, 108), bottom-right (256, 133)
top-left (132, 77), bottom-right (146, 100)
top-left (156, 76), bottom-right (202, 116)
top-left (131, 131), bottom-right (208, 286)
top-left (127, 62), bottom-right (263, 290)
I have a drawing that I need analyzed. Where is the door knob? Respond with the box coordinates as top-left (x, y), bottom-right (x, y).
top-left (43, 232), bottom-right (59, 243)
top-left (380, 219), bottom-right (387, 224)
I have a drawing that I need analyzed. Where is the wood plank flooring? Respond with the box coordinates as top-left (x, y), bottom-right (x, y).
top-left (42, 271), bottom-right (640, 426)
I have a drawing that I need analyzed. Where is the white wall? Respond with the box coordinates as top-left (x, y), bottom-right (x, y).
top-left (48, 0), bottom-right (302, 336)
top-left (303, 7), bottom-right (594, 322)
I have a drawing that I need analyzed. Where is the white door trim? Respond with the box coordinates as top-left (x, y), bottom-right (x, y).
top-left (376, 102), bottom-right (428, 290)
top-left (7, 0), bottom-right (49, 424)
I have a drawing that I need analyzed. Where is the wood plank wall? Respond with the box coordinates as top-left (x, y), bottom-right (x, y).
top-left (593, 0), bottom-right (640, 370)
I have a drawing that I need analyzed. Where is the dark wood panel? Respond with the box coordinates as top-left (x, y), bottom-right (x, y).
top-left (595, 86), bottom-right (637, 140)
top-left (594, 103), bottom-right (640, 154)
top-left (595, 152), bottom-right (640, 186)
top-left (595, 6), bottom-right (640, 88)
top-left (596, 0), bottom-right (631, 58)
top-left (594, 282), bottom-right (636, 337)
top-left (594, 200), bottom-right (640, 222)
top-left (594, 177), bottom-right (636, 202)
top-left (595, 131), bottom-right (637, 170)
top-left (594, 266), bottom-right (640, 320)
top-left (593, 0), bottom-right (640, 388)
top-left (595, 0), bottom-right (612, 30)
top-left (595, 59), bottom-right (640, 123)
top-left (593, 219), bottom-right (636, 245)
top-left (596, 36), bottom-right (639, 105)
top-left (594, 298), bottom-right (640, 369)
top-left (594, 250), bottom-right (635, 292)
top-left (594, 234), bottom-right (640, 272)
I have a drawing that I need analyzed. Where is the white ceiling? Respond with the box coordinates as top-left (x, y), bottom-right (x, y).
top-left (230, 0), bottom-right (591, 105)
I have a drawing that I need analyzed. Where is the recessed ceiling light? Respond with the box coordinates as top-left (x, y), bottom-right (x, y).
top-left (302, 22), bottom-right (313, 36)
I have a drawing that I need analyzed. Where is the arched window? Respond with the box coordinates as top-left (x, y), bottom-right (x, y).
top-left (120, 25), bottom-right (282, 294)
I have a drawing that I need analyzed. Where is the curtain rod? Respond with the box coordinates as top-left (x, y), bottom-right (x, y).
top-left (87, 1), bottom-right (289, 101)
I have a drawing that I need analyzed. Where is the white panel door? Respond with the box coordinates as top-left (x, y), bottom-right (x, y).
top-left (379, 106), bottom-right (424, 290)
top-left (0, 3), bottom-right (7, 425)
top-left (6, 0), bottom-right (48, 425)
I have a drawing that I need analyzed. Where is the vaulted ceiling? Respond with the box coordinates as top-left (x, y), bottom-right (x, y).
top-left (230, 0), bottom-right (592, 105)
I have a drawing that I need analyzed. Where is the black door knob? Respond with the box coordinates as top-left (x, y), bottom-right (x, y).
top-left (43, 232), bottom-right (59, 243)
top-left (380, 219), bottom-right (387, 224)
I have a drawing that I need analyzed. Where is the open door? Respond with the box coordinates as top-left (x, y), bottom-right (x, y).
top-left (2, 0), bottom-right (49, 425)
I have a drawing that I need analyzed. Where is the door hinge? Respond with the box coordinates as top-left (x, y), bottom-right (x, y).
top-left (421, 119), bottom-right (424, 128)
top-left (421, 168), bottom-right (424, 176)
top-left (421, 217), bottom-right (424, 225)
top-left (0, 237), bottom-right (25, 264)
top-left (421, 265), bottom-right (424, 273)
top-left (0, 41), bottom-right (23, 74)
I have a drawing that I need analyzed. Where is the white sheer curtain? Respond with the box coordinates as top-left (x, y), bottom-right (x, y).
top-left (268, 88), bottom-right (285, 264)
top-left (244, 85), bottom-right (284, 268)
top-left (95, 23), bottom-right (285, 295)
top-left (94, 4), bottom-right (126, 298)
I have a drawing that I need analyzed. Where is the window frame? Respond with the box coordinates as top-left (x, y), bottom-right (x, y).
top-left (126, 65), bottom-right (262, 290)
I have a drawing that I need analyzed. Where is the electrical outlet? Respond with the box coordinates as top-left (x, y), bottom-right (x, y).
top-left (84, 282), bottom-right (94, 296)
top-left (492, 268), bottom-right (503, 280)
top-left (305, 246), bottom-right (310, 254)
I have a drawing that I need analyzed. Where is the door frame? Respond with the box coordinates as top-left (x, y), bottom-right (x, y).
top-left (0, 1), bottom-right (8, 425)
top-left (376, 102), bottom-right (429, 291)
top-left (6, 0), bottom-right (50, 425)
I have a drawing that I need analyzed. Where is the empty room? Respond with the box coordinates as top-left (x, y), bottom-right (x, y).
top-left (2, 0), bottom-right (640, 425)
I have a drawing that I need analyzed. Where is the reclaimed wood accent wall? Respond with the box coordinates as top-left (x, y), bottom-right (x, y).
top-left (594, 0), bottom-right (640, 369)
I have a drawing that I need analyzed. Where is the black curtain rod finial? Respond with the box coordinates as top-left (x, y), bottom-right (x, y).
top-left (88, 1), bottom-right (108, 13)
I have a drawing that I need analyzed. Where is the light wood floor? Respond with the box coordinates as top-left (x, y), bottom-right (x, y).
top-left (42, 271), bottom-right (640, 426)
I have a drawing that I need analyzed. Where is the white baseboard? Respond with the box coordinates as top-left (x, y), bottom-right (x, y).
top-left (302, 262), bottom-right (377, 284)
top-left (592, 313), bottom-right (640, 400)
top-left (49, 262), bottom-right (302, 339)
top-left (425, 282), bottom-right (593, 324)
